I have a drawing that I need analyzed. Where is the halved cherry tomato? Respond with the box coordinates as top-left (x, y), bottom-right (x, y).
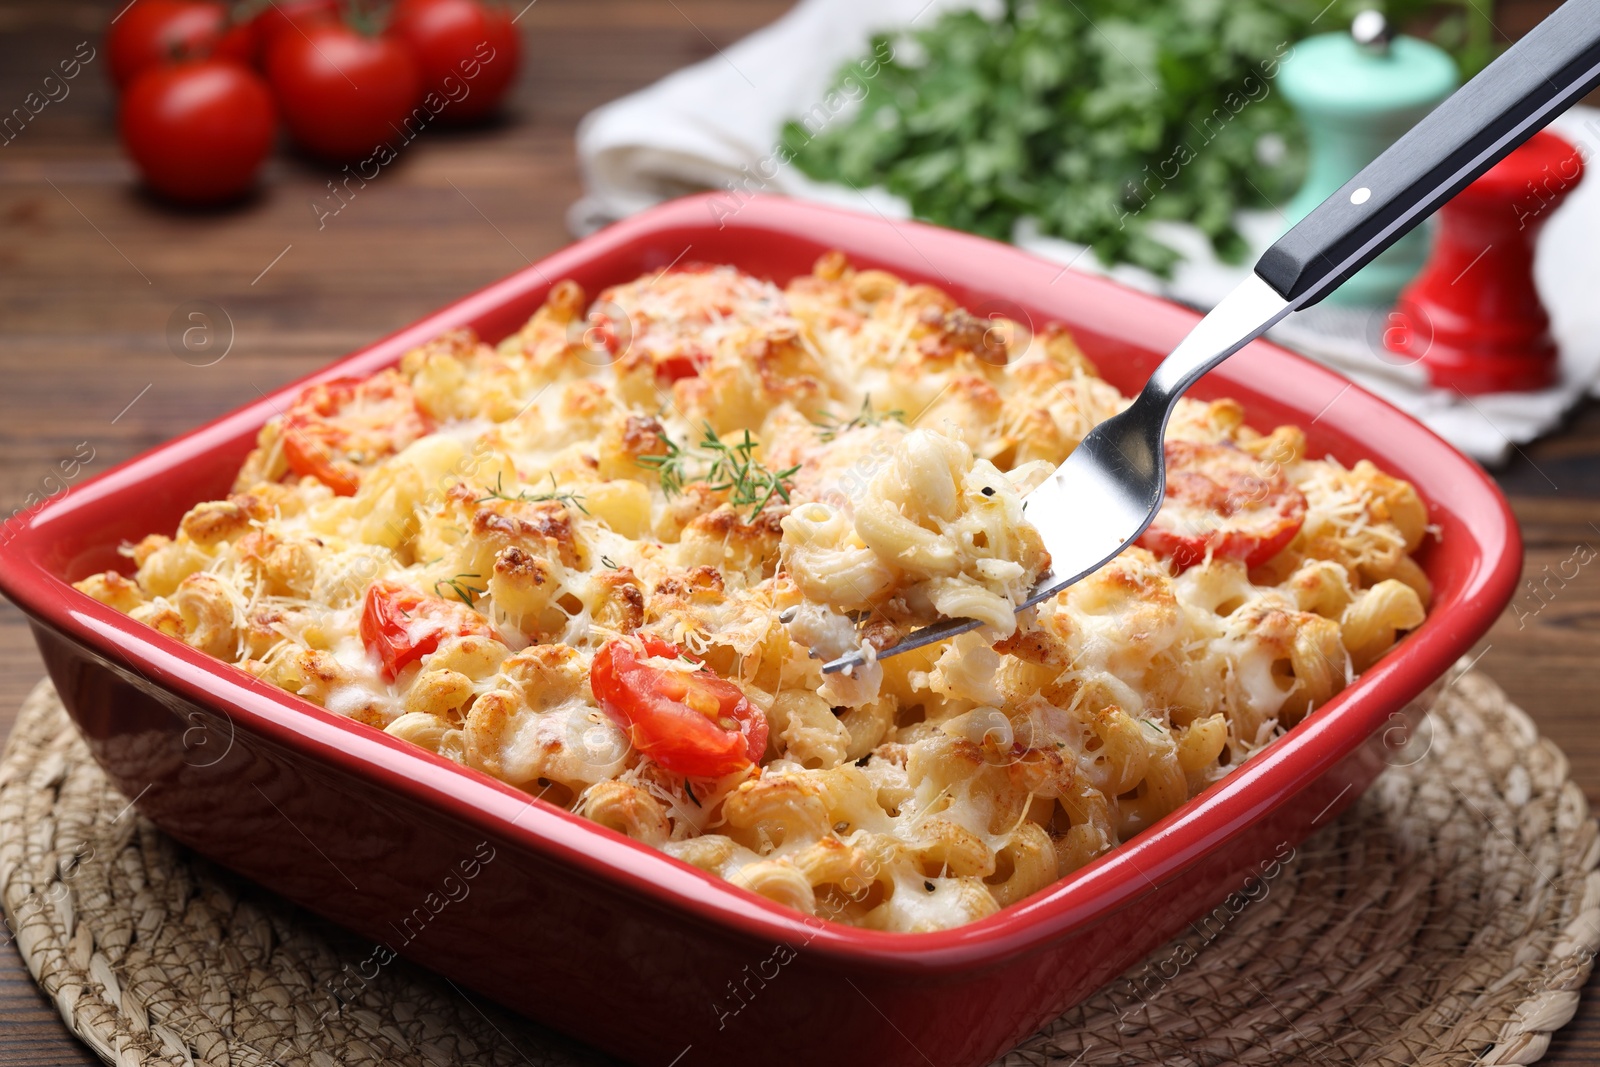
top-left (655, 348), bottom-right (709, 382)
top-left (1137, 440), bottom-right (1307, 571)
top-left (360, 580), bottom-right (500, 680)
top-left (280, 373), bottom-right (431, 496)
top-left (590, 637), bottom-right (768, 778)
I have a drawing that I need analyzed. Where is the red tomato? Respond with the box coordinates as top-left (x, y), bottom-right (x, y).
top-left (249, 0), bottom-right (340, 60)
top-left (388, 0), bottom-right (521, 124)
top-left (360, 580), bottom-right (500, 680)
top-left (1138, 441), bottom-right (1308, 571)
top-left (655, 350), bottom-right (708, 382)
top-left (280, 373), bottom-right (432, 496)
top-left (118, 59), bottom-right (276, 205)
top-left (265, 21), bottom-right (421, 162)
top-left (108, 0), bottom-right (231, 87)
top-left (590, 637), bottom-right (768, 779)
top-left (212, 18), bottom-right (260, 67)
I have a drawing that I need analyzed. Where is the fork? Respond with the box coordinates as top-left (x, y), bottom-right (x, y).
top-left (822, 0), bottom-right (1600, 675)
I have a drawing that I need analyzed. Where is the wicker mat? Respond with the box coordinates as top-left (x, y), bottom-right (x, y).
top-left (2, 666), bottom-right (1597, 1067)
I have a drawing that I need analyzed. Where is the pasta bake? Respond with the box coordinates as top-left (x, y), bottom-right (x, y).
top-left (76, 254), bottom-right (1431, 932)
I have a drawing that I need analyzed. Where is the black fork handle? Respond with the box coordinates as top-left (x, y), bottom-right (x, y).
top-left (1256, 0), bottom-right (1600, 306)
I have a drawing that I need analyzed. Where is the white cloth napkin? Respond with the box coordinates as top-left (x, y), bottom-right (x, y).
top-left (572, 0), bottom-right (1600, 465)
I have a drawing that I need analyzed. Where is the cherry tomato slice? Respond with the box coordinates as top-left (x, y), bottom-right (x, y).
top-left (360, 580), bottom-right (500, 680)
top-left (590, 637), bottom-right (768, 778)
top-left (1137, 440), bottom-right (1307, 571)
top-left (654, 349), bottom-right (709, 382)
top-left (280, 373), bottom-right (431, 496)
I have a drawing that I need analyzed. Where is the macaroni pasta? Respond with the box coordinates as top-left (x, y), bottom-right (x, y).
top-left (77, 253), bottom-right (1431, 932)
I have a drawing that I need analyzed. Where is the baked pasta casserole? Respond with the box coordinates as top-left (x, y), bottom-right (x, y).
top-left (77, 254), bottom-right (1431, 932)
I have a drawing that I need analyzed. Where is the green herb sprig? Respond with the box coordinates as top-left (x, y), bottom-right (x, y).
top-left (636, 432), bottom-right (691, 499)
top-left (813, 396), bottom-right (905, 443)
top-left (636, 423), bottom-right (801, 518)
top-left (433, 573), bottom-right (485, 607)
top-left (475, 472), bottom-right (589, 515)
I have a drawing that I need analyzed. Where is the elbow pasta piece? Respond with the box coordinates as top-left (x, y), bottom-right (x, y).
top-left (1342, 579), bottom-right (1427, 671)
top-left (179, 500), bottom-right (256, 547)
top-left (811, 765), bottom-right (889, 836)
top-left (1115, 739), bottom-right (1188, 839)
top-left (582, 781), bottom-right (672, 846)
top-left (423, 636), bottom-right (509, 682)
top-left (464, 690), bottom-right (519, 780)
top-left (987, 822), bottom-right (1059, 907)
top-left (771, 691), bottom-right (850, 770)
top-left (74, 571), bottom-right (146, 613)
top-left (385, 712), bottom-right (452, 753)
top-left (402, 669), bottom-right (475, 717)
top-left (780, 502), bottom-right (894, 611)
top-left (906, 817), bottom-right (995, 879)
top-left (839, 698), bottom-right (896, 762)
top-left (487, 546), bottom-right (563, 632)
top-left (129, 601), bottom-right (185, 641)
top-left (1175, 714), bottom-right (1228, 788)
top-left (1083, 706), bottom-right (1152, 798)
top-left (732, 859), bottom-right (816, 914)
top-left (134, 536), bottom-right (214, 598)
top-left (1287, 558), bottom-right (1355, 619)
top-left (267, 648), bottom-right (358, 708)
top-left (661, 834), bottom-right (740, 873)
top-left (1285, 614), bottom-right (1349, 721)
top-left (173, 573), bottom-right (239, 660)
top-left (87, 253), bottom-right (1431, 931)
top-left (722, 776), bottom-right (832, 851)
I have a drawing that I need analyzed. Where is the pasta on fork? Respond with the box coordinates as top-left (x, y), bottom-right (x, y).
top-left (76, 253), bottom-right (1430, 931)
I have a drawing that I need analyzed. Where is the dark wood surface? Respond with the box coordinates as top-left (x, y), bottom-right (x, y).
top-left (1, 1), bottom-right (1596, 1063)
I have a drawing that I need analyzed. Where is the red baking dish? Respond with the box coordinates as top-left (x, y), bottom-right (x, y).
top-left (0, 194), bottom-right (1519, 1067)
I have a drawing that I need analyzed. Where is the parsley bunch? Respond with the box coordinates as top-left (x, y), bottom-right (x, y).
top-left (783, 0), bottom-right (1479, 275)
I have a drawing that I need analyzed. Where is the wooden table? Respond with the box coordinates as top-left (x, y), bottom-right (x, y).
top-left (0, 1), bottom-right (1595, 1063)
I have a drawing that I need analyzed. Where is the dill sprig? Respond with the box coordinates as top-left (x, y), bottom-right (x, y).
top-left (433, 573), bottom-right (485, 607)
top-left (636, 423), bottom-right (800, 518)
top-left (474, 472), bottom-right (589, 515)
top-left (813, 395), bottom-right (905, 443)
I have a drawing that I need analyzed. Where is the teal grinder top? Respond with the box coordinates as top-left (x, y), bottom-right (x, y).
top-left (1279, 11), bottom-right (1460, 305)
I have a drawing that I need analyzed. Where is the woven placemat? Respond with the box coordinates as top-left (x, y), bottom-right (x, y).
top-left (2, 666), bottom-right (1597, 1067)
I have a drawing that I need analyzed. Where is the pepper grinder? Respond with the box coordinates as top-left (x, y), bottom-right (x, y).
top-left (1279, 11), bottom-right (1459, 305)
top-left (1385, 130), bottom-right (1585, 393)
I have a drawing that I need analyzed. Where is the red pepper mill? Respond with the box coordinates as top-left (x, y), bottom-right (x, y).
top-left (1386, 130), bottom-right (1585, 393)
